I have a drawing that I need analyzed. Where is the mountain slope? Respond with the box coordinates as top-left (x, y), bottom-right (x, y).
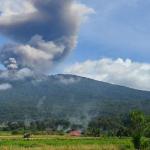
top-left (0, 74), bottom-right (150, 123)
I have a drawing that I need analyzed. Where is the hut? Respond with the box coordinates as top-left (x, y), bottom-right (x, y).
top-left (69, 130), bottom-right (81, 136)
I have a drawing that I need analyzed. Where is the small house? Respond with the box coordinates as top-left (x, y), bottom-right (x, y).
top-left (69, 130), bottom-right (81, 136)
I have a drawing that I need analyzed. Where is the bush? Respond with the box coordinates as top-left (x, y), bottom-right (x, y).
top-left (141, 138), bottom-right (150, 150)
top-left (144, 126), bottom-right (150, 138)
top-left (132, 135), bottom-right (141, 149)
top-left (86, 128), bottom-right (101, 137)
top-left (11, 130), bottom-right (21, 135)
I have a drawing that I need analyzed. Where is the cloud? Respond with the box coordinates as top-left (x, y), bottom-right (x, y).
top-left (0, 0), bottom-right (94, 73)
top-left (56, 75), bottom-right (80, 85)
top-left (64, 58), bottom-right (150, 91)
top-left (0, 83), bottom-right (12, 91)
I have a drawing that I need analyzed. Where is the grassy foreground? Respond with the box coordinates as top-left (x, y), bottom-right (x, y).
top-left (0, 135), bottom-right (135, 150)
top-left (0, 145), bottom-right (125, 150)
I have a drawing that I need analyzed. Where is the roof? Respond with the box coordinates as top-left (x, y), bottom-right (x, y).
top-left (69, 130), bottom-right (81, 136)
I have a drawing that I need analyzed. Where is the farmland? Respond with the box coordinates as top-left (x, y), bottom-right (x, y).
top-left (0, 133), bottom-right (135, 150)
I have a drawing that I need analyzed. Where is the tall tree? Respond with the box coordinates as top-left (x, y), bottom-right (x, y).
top-left (130, 111), bottom-right (146, 150)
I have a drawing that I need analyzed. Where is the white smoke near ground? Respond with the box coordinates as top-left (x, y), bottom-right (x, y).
top-left (64, 58), bottom-right (150, 91)
top-left (0, 0), bottom-right (94, 77)
top-left (0, 83), bottom-right (12, 91)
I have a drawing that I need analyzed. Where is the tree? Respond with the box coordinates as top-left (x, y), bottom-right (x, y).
top-left (144, 116), bottom-right (150, 138)
top-left (86, 127), bottom-right (101, 137)
top-left (129, 110), bottom-right (146, 150)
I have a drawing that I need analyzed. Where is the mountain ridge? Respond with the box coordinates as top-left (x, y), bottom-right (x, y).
top-left (0, 74), bottom-right (150, 123)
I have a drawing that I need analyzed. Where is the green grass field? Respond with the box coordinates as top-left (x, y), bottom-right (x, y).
top-left (0, 134), bottom-right (135, 150)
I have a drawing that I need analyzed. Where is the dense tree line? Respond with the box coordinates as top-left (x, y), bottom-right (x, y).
top-left (87, 112), bottom-right (150, 138)
top-left (0, 111), bottom-right (149, 139)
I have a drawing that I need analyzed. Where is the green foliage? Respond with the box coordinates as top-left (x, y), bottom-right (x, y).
top-left (129, 110), bottom-right (146, 149)
top-left (87, 116), bottom-right (128, 137)
top-left (11, 130), bottom-right (21, 135)
top-left (132, 135), bottom-right (141, 149)
top-left (86, 127), bottom-right (101, 137)
top-left (141, 138), bottom-right (150, 150)
top-left (144, 116), bottom-right (150, 138)
top-left (130, 111), bottom-right (145, 136)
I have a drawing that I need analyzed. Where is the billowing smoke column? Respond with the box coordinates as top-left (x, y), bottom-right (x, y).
top-left (0, 0), bottom-right (94, 74)
top-left (4, 58), bottom-right (18, 70)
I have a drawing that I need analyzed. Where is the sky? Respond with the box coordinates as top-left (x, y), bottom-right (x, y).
top-left (63, 0), bottom-right (150, 63)
top-left (0, 0), bottom-right (150, 91)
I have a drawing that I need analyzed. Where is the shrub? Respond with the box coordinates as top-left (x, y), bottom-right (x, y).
top-left (141, 138), bottom-right (150, 150)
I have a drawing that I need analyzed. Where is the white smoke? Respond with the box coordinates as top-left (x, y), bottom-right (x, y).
top-left (4, 57), bottom-right (18, 70)
top-left (0, 83), bottom-right (12, 91)
top-left (0, 68), bottom-right (34, 80)
top-left (56, 75), bottom-right (80, 85)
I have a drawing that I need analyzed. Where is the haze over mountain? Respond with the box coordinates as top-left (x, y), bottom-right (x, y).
top-left (0, 74), bottom-right (149, 125)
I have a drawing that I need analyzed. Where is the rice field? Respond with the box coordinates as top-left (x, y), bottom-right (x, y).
top-left (0, 134), bottom-right (135, 150)
top-left (0, 145), bottom-right (123, 150)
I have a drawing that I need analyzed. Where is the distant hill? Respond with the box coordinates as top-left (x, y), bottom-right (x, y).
top-left (0, 74), bottom-right (150, 124)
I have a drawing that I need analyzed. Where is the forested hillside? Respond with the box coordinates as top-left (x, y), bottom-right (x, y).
top-left (0, 74), bottom-right (150, 123)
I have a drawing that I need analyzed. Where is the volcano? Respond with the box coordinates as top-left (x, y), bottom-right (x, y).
top-left (0, 74), bottom-right (150, 123)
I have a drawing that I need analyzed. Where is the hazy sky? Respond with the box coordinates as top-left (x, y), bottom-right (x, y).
top-left (1, 0), bottom-right (150, 90)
